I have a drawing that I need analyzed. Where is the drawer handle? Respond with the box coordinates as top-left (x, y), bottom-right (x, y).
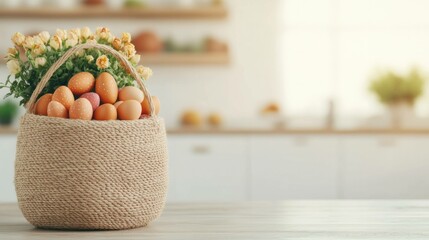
top-left (193, 145), bottom-right (210, 154)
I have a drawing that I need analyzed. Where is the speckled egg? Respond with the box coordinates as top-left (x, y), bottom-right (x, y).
top-left (94, 104), bottom-right (117, 121)
top-left (47, 101), bottom-right (68, 118)
top-left (69, 98), bottom-right (93, 120)
top-left (95, 72), bottom-right (118, 104)
top-left (118, 86), bottom-right (144, 103)
top-left (35, 93), bottom-right (53, 116)
top-left (80, 92), bottom-right (100, 111)
top-left (141, 96), bottom-right (160, 115)
top-left (52, 86), bottom-right (74, 110)
top-left (68, 72), bottom-right (95, 96)
top-left (117, 100), bottom-right (142, 120)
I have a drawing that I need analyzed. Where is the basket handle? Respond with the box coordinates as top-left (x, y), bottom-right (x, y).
top-left (26, 43), bottom-right (154, 116)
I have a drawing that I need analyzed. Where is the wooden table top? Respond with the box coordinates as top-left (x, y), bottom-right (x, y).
top-left (2, 201), bottom-right (429, 239)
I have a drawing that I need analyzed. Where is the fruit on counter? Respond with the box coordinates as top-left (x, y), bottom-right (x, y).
top-left (94, 104), bottom-right (117, 121)
top-left (114, 101), bottom-right (123, 109)
top-left (96, 72), bottom-right (118, 104)
top-left (69, 98), bottom-right (93, 120)
top-left (117, 100), bottom-right (142, 120)
top-left (47, 101), bottom-right (68, 118)
top-left (261, 102), bottom-right (280, 114)
top-left (68, 72), bottom-right (96, 96)
top-left (141, 96), bottom-right (160, 115)
top-left (181, 110), bottom-right (202, 127)
top-left (118, 86), bottom-right (144, 102)
top-left (52, 86), bottom-right (74, 110)
top-left (35, 93), bottom-right (53, 116)
top-left (132, 31), bottom-right (163, 53)
top-left (80, 92), bottom-right (100, 111)
top-left (207, 113), bottom-right (222, 127)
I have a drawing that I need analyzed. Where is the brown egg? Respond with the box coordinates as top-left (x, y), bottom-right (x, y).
top-left (114, 101), bottom-right (123, 109)
top-left (95, 72), bottom-right (118, 104)
top-left (52, 86), bottom-right (74, 110)
top-left (47, 101), bottom-right (68, 118)
top-left (117, 100), bottom-right (142, 120)
top-left (94, 104), bottom-right (117, 121)
top-left (118, 86), bottom-right (144, 102)
top-left (35, 93), bottom-right (53, 116)
top-left (68, 72), bottom-right (95, 95)
top-left (141, 96), bottom-right (160, 115)
top-left (69, 98), bottom-right (93, 120)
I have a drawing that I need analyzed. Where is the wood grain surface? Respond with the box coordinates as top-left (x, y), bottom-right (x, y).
top-left (2, 201), bottom-right (429, 239)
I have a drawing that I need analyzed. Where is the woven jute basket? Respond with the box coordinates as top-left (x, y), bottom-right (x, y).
top-left (14, 43), bottom-right (168, 230)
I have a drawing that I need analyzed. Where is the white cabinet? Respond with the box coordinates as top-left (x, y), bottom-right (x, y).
top-left (0, 135), bottom-right (17, 202)
top-left (341, 136), bottom-right (429, 199)
top-left (167, 135), bottom-right (248, 202)
top-left (249, 135), bottom-right (339, 200)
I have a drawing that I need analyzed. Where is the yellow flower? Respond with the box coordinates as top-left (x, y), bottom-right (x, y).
top-left (11, 32), bottom-right (25, 46)
top-left (96, 55), bottom-right (110, 69)
top-left (112, 37), bottom-right (122, 50)
top-left (136, 65), bottom-right (153, 80)
top-left (86, 36), bottom-right (97, 44)
top-left (49, 35), bottom-right (62, 50)
top-left (65, 38), bottom-right (78, 48)
top-left (32, 43), bottom-right (46, 56)
top-left (34, 57), bottom-right (46, 68)
top-left (81, 26), bottom-right (92, 39)
top-left (68, 28), bottom-right (81, 41)
top-left (38, 31), bottom-right (50, 44)
top-left (23, 36), bottom-right (35, 49)
top-left (6, 59), bottom-right (21, 75)
top-left (86, 55), bottom-right (94, 63)
top-left (130, 54), bottom-right (141, 65)
top-left (56, 29), bottom-right (67, 40)
top-left (121, 43), bottom-right (136, 58)
top-left (6, 47), bottom-right (18, 59)
top-left (121, 32), bottom-right (131, 43)
top-left (95, 27), bottom-right (112, 42)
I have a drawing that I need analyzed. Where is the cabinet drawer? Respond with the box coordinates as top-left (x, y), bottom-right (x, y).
top-left (167, 135), bottom-right (248, 202)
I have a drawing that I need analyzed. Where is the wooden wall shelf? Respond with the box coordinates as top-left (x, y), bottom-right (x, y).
top-left (141, 53), bottom-right (229, 65)
top-left (0, 6), bottom-right (228, 19)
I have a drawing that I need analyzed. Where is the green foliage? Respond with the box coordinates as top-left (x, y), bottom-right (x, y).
top-left (369, 68), bottom-right (425, 105)
top-left (0, 28), bottom-right (152, 106)
top-left (0, 101), bottom-right (19, 125)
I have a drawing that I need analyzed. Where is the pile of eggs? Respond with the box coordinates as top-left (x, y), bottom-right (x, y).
top-left (35, 72), bottom-right (160, 121)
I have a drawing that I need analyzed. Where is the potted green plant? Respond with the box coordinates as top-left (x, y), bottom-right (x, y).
top-left (369, 68), bottom-right (425, 128)
top-left (0, 100), bottom-right (19, 125)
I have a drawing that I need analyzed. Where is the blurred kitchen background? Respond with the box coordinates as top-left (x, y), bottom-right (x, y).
top-left (2, 0), bottom-right (429, 202)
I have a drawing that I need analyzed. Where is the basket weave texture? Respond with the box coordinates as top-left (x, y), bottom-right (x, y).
top-left (14, 43), bottom-right (168, 230)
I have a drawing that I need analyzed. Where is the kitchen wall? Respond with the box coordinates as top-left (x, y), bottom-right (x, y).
top-left (0, 0), bottom-right (283, 127)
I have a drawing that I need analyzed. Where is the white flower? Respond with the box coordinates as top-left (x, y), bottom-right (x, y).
top-left (22, 36), bottom-right (34, 49)
top-left (86, 36), bottom-right (97, 44)
top-left (95, 27), bottom-right (112, 42)
top-left (65, 38), bottom-right (78, 48)
top-left (38, 31), bottom-right (50, 44)
top-left (49, 35), bottom-right (62, 50)
top-left (121, 32), bottom-right (131, 43)
top-left (86, 55), bottom-right (94, 63)
top-left (34, 57), bottom-right (46, 68)
top-left (130, 54), bottom-right (141, 65)
top-left (11, 32), bottom-right (25, 46)
top-left (121, 43), bottom-right (136, 58)
top-left (136, 65), bottom-right (153, 80)
top-left (6, 59), bottom-right (21, 75)
top-left (56, 29), bottom-right (68, 40)
top-left (96, 55), bottom-right (110, 69)
top-left (75, 50), bottom-right (85, 57)
top-left (81, 26), bottom-right (92, 39)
